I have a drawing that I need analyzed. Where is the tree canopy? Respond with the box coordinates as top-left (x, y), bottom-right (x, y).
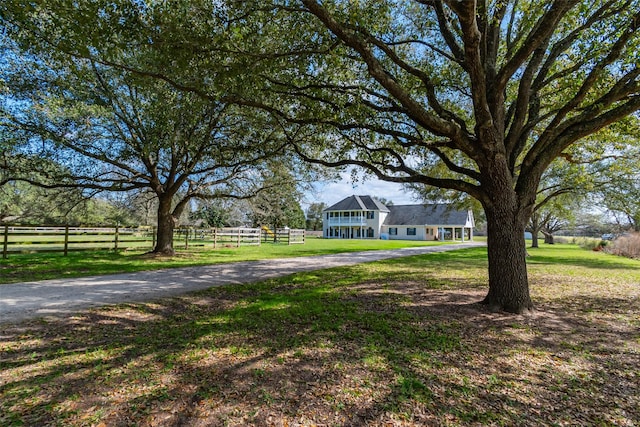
top-left (249, 162), bottom-right (307, 232)
top-left (1, 1), bottom-right (296, 253)
top-left (305, 202), bottom-right (327, 231)
top-left (205, 0), bottom-right (638, 312)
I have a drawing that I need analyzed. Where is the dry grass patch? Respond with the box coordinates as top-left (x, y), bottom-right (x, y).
top-left (1, 245), bottom-right (639, 426)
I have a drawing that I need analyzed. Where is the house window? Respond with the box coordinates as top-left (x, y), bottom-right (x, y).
top-left (366, 211), bottom-right (374, 219)
top-left (407, 227), bottom-right (416, 236)
top-left (367, 227), bottom-right (374, 237)
top-left (389, 227), bottom-right (397, 235)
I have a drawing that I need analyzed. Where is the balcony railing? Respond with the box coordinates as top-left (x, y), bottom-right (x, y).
top-left (326, 218), bottom-right (368, 225)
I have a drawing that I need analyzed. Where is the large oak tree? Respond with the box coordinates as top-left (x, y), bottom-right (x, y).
top-left (0, 2), bottom-right (290, 254)
top-left (232, 0), bottom-right (640, 313)
top-left (2, 62), bottom-right (287, 254)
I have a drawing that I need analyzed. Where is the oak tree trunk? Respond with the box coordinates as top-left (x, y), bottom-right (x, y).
top-left (153, 197), bottom-right (176, 255)
top-left (482, 203), bottom-right (534, 314)
top-left (528, 216), bottom-right (541, 248)
top-left (531, 231), bottom-right (539, 248)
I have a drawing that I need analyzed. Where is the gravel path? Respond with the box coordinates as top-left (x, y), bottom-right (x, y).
top-left (0, 242), bottom-right (484, 323)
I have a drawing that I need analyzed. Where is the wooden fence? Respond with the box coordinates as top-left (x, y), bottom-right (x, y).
top-left (260, 227), bottom-right (305, 244)
top-left (279, 228), bottom-right (305, 244)
top-left (181, 227), bottom-right (262, 249)
top-left (1, 225), bottom-right (154, 258)
top-left (1, 225), bottom-right (305, 258)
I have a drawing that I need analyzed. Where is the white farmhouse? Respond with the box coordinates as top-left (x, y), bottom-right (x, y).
top-left (322, 195), bottom-right (475, 241)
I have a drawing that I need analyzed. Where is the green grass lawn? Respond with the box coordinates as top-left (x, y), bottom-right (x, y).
top-left (1, 244), bottom-right (638, 426)
top-left (0, 237), bottom-right (452, 284)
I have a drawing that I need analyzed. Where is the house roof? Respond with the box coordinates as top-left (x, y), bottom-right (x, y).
top-left (324, 195), bottom-right (390, 212)
top-left (383, 204), bottom-right (470, 226)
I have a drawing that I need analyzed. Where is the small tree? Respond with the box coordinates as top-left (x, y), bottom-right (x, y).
top-left (191, 198), bottom-right (252, 228)
top-left (305, 202), bottom-right (327, 231)
top-left (192, 203), bottom-right (231, 229)
top-left (250, 163), bottom-right (307, 236)
top-left (529, 206), bottom-right (574, 247)
top-left (597, 159), bottom-right (640, 232)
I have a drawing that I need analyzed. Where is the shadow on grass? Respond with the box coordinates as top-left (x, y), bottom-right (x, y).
top-left (0, 240), bottom-right (453, 285)
top-left (1, 257), bottom-right (638, 426)
top-left (526, 245), bottom-right (640, 270)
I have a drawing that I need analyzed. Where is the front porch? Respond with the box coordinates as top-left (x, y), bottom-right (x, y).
top-left (435, 226), bottom-right (474, 242)
top-left (326, 226), bottom-right (376, 239)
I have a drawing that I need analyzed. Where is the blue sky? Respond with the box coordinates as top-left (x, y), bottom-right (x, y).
top-left (304, 171), bottom-right (419, 209)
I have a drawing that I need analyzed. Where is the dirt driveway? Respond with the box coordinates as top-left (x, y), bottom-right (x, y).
top-left (0, 242), bottom-right (483, 323)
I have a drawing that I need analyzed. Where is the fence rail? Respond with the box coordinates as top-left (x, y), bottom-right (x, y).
top-left (281, 228), bottom-right (305, 244)
top-left (203, 227), bottom-right (262, 248)
top-left (1, 225), bottom-right (305, 258)
top-left (2, 225), bottom-right (154, 258)
top-left (260, 227), bottom-right (306, 245)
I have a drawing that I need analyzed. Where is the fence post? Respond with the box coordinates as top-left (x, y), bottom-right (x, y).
top-left (288, 228), bottom-right (292, 245)
top-left (185, 227), bottom-right (189, 250)
top-left (152, 226), bottom-right (156, 249)
top-left (2, 225), bottom-right (8, 259)
top-left (213, 228), bottom-right (217, 248)
top-left (257, 227), bottom-right (261, 246)
top-left (237, 228), bottom-right (241, 247)
top-left (114, 224), bottom-right (119, 251)
top-left (64, 225), bottom-right (69, 256)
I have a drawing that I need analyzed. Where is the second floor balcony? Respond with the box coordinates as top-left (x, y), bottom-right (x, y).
top-left (326, 217), bottom-right (368, 225)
